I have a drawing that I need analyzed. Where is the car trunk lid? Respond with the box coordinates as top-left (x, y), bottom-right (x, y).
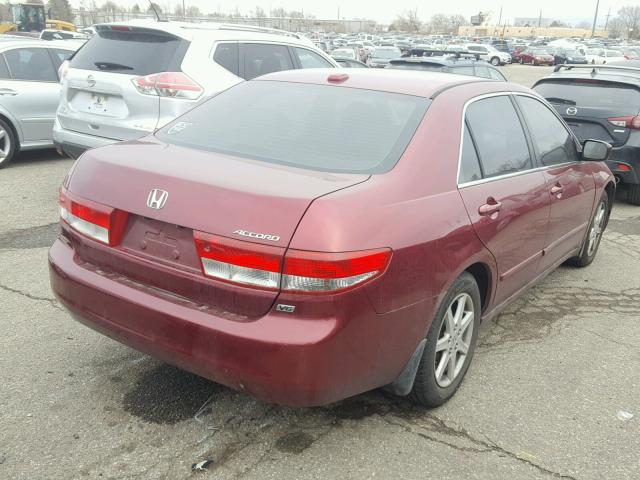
top-left (65, 139), bottom-right (370, 317)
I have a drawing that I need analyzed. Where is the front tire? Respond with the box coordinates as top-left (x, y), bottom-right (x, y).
top-left (409, 272), bottom-right (481, 407)
top-left (0, 118), bottom-right (17, 169)
top-left (490, 56), bottom-right (500, 66)
top-left (568, 192), bottom-right (609, 267)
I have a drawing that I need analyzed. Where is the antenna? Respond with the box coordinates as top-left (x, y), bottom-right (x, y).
top-left (147, 1), bottom-right (161, 22)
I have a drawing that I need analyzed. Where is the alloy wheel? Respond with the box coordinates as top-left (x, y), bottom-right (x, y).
top-left (0, 128), bottom-right (10, 163)
top-left (587, 202), bottom-right (606, 257)
top-left (434, 293), bottom-right (474, 388)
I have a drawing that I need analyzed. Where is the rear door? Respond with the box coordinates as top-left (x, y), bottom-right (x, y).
top-left (533, 79), bottom-right (640, 147)
top-left (458, 95), bottom-right (551, 306)
top-left (239, 43), bottom-right (295, 80)
top-left (0, 46), bottom-right (60, 142)
top-left (514, 94), bottom-right (596, 270)
top-left (60, 26), bottom-right (190, 141)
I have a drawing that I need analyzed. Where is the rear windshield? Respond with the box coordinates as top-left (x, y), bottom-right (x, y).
top-left (155, 81), bottom-right (429, 174)
top-left (69, 27), bottom-right (189, 75)
top-left (534, 80), bottom-right (640, 109)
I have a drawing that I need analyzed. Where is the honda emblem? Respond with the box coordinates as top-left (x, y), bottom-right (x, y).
top-left (147, 189), bottom-right (168, 210)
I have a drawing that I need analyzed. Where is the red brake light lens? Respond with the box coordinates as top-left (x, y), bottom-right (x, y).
top-left (193, 231), bottom-right (391, 293)
top-left (59, 186), bottom-right (128, 246)
top-left (608, 116), bottom-right (640, 130)
top-left (132, 72), bottom-right (203, 100)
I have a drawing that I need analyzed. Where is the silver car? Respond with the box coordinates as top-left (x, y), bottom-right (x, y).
top-left (53, 20), bottom-right (337, 158)
top-left (0, 39), bottom-right (81, 168)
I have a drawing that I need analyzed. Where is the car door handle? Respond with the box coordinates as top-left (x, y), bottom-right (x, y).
top-left (478, 199), bottom-right (502, 216)
top-left (0, 88), bottom-right (17, 96)
top-left (551, 184), bottom-right (564, 196)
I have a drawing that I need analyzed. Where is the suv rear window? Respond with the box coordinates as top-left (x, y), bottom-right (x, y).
top-left (69, 27), bottom-right (189, 75)
top-left (534, 79), bottom-right (640, 110)
top-left (156, 81), bottom-right (429, 174)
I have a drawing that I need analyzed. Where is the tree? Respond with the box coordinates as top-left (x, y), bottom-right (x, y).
top-left (131, 4), bottom-right (141, 14)
top-left (147, 2), bottom-right (162, 14)
top-left (100, 1), bottom-right (119, 21)
top-left (173, 4), bottom-right (184, 17)
top-left (617, 6), bottom-right (640, 39)
top-left (575, 20), bottom-right (591, 29)
top-left (550, 20), bottom-right (568, 28)
top-left (392, 10), bottom-right (422, 32)
top-left (47, 0), bottom-right (74, 22)
top-left (185, 6), bottom-right (201, 17)
top-left (607, 17), bottom-right (623, 38)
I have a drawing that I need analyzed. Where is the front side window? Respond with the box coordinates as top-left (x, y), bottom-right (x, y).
top-left (466, 96), bottom-right (532, 178)
top-left (516, 96), bottom-right (579, 166)
top-left (4, 48), bottom-right (57, 81)
top-left (242, 43), bottom-right (294, 80)
top-left (293, 47), bottom-right (333, 68)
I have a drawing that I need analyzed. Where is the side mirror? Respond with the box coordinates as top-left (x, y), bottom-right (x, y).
top-left (582, 139), bottom-right (611, 161)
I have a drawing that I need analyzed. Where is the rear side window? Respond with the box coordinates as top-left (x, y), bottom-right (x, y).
top-left (473, 65), bottom-right (491, 79)
top-left (50, 48), bottom-right (73, 66)
top-left (453, 66), bottom-right (475, 76)
top-left (488, 68), bottom-right (506, 81)
top-left (466, 96), bottom-right (532, 178)
top-left (213, 43), bottom-right (239, 76)
top-left (293, 47), bottom-right (333, 68)
top-left (4, 48), bottom-right (57, 81)
top-left (242, 44), bottom-right (294, 80)
top-left (516, 96), bottom-right (579, 166)
top-left (69, 28), bottom-right (189, 75)
top-left (459, 123), bottom-right (483, 183)
top-left (0, 55), bottom-right (10, 79)
top-left (156, 81), bottom-right (429, 174)
top-left (534, 80), bottom-right (640, 110)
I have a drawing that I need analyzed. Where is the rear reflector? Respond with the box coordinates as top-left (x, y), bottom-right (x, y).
top-left (194, 231), bottom-right (391, 293)
top-left (132, 72), bottom-right (203, 100)
top-left (59, 187), bottom-right (128, 246)
top-left (608, 116), bottom-right (640, 130)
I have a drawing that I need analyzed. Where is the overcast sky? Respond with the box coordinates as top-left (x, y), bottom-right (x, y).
top-left (71, 0), bottom-right (631, 25)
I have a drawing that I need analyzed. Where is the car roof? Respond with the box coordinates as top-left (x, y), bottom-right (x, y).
top-left (0, 39), bottom-right (81, 50)
top-left (94, 19), bottom-right (313, 45)
top-left (390, 57), bottom-right (482, 67)
top-left (537, 65), bottom-right (640, 87)
top-left (256, 68), bottom-right (516, 98)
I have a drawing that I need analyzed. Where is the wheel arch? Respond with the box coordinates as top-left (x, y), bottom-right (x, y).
top-left (464, 262), bottom-right (492, 313)
top-left (0, 109), bottom-right (22, 150)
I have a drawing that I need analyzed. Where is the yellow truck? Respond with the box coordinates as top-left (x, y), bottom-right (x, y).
top-left (0, 3), bottom-right (75, 34)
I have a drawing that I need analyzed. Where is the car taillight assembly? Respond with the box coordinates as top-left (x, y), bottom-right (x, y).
top-left (608, 116), bottom-right (640, 130)
top-left (58, 59), bottom-right (69, 82)
top-left (59, 186), bottom-right (129, 246)
top-left (132, 72), bottom-right (203, 100)
top-left (194, 231), bottom-right (391, 293)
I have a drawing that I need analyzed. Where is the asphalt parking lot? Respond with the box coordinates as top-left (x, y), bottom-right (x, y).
top-left (1, 65), bottom-right (639, 480)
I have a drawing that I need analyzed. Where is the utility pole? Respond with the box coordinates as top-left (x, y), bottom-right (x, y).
top-left (497, 5), bottom-right (503, 27)
top-left (182, 0), bottom-right (185, 19)
top-left (591, 0), bottom-right (600, 37)
top-left (604, 7), bottom-right (611, 31)
top-left (538, 9), bottom-right (542, 28)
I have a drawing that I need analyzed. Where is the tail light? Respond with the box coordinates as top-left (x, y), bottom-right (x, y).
top-left (58, 59), bottom-right (69, 82)
top-left (132, 72), bottom-right (203, 100)
top-left (59, 186), bottom-right (129, 246)
top-left (608, 116), bottom-right (640, 130)
top-left (194, 231), bottom-right (391, 293)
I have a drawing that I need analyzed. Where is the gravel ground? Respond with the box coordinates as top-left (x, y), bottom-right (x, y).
top-left (1, 65), bottom-right (638, 480)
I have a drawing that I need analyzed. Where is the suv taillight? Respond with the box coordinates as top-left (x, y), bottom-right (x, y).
top-left (608, 116), bottom-right (640, 130)
top-left (59, 187), bottom-right (129, 246)
top-left (132, 72), bottom-right (203, 100)
top-left (194, 231), bottom-right (391, 293)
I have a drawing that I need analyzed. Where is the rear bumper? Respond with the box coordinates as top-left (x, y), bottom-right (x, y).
top-left (53, 118), bottom-right (121, 155)
top-left (607, 142), bottom-right (640, 185)
top-left (48, 238), bottom-right (428, 406)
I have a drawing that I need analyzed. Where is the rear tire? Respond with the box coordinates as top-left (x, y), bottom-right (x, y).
top-left (409, 272), bottom-right (481, 407)
top-left (568, 192), bottom-right (609, 267)
top-left (0, 118), bottom-right (17, 169)
top-left (628, 184), bottom-right (640, 205)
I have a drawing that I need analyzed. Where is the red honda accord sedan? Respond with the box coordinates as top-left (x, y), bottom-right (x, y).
top-left (49, 69), bottom-right (615, 407)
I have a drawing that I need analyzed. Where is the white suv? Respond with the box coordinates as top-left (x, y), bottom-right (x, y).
top-left (54, 20), bottom-right (338, 158)
top-left (465, 44), bottom-right (512, 66)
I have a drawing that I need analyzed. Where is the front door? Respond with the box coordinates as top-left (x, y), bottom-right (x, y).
top-left (457, 95), bottom-right (551, 306)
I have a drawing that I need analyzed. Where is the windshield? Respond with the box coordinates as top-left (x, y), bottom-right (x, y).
top-left (156, 81), bottom-right (430, 174)
top-left (373, 48), bottom-right (401, 59)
